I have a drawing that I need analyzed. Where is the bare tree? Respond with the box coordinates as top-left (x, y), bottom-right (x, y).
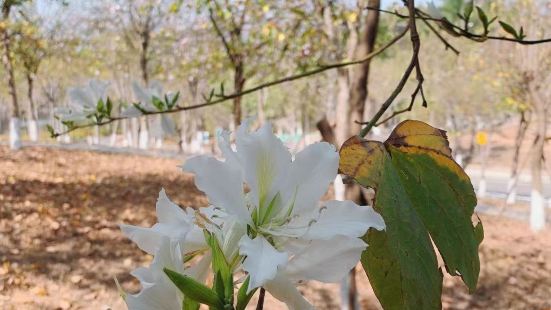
top-left (1, 0), bottom-right (23, 149)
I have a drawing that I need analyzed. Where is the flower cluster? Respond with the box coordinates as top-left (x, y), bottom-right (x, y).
top-left (119, 121), bottom-right (385, 309)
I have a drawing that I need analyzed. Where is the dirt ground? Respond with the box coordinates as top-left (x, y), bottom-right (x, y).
top-left (1, 146), bottom-right (550, 310)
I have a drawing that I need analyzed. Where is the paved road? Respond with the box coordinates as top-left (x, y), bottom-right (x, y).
top-left (467, 168), bottom-right (551, 203)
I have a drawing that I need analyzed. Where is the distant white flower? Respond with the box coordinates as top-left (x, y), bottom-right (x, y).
top-left (183, 121), bottom-right (385, 309)
top-left (55, 80), bottom-right (109, 123)
top-left (122, 81), bottom-right (175, 136)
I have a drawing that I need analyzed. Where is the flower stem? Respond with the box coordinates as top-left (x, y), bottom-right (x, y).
top-left (256, 288), bottom-right (266, 310)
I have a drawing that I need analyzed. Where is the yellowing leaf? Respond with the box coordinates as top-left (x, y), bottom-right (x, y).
top-left (339, 120), bottom-right (483, 309)
top-left (386, 119), bottom-right (452, 156)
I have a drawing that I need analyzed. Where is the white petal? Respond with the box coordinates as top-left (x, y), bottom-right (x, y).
top-left (126, 238), bottom-right (184, 310)
top-left (120, 224), bottom-right (163, 255)
top-left (184, 226), bottom-right (209, 254)
top-left (220, 219), bottom-right (247, 259)
top-left (264, 274), bottom-right (313, 310)
top-left (280, 142), bottom-right (338, 215)
top-left (217, 130), bottom-right (240, 168)
top-left (156, 189), bottom-right (192, 225)
top-left (121, 105), bottom-right (143, 117)
top-left (305, 200), bottom-right (385, 240)
top-left (69, 87), bottom-right (94, 108)
top-left (185, 253), bottom-right (212, 283)
top-left (239, 235), bottom-right (288, 292)
top-left (235, 122), bottom-right (291, 209)
top-left (126, 283), bottom-right (182, 310)
top-left (150, 238), bottom-right (184, 275)
top-left (130, 267), bottom-right (154, 285)
top-left (285, 235), bottom-right (366, 283)
top-left (120, 223), bottom-right (189, 256)
top-left (132, 81), bottom-right (152, 104)
top-left (182, 156), bottom-right (251, 223)
top-left (88, 79), bottom-right (109, 100)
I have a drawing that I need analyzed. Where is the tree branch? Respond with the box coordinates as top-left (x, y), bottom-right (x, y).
top-left (256, 287), bottom-right (265, 310)
top-left (358, 0), bottom-right (423, 137)
top-left (417, 12), bottom-right (459, 55)
top-left (366, 6), bottom-right (551, 45)
top-left (51, 27), bottom-right (409, 138)
top-left (208, 7), bottom-right (237, 66)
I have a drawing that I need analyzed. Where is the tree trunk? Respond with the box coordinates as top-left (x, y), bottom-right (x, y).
top-left (335, 68), bottom-right (350, 146)
top-left (317, 2), bottom-right (380, 309)
top-left (1, 7), bottom-right (21, 150)
top-left (26, 72), bottom-right (39, 142)
top-left (233, 58), bottom-right (246, 128)
top-left (110, 121), bottom-right (119, 146)
top-left (138, 29), bottom-right (150, 149)
top-left (506, 111), bottom-right (530, 204)
top-left (530, 106), bottom-right (547, 231)
top-left (140, 30), bottom-right (150, 85)
top-left (348, 0), bottom-right (380, 135)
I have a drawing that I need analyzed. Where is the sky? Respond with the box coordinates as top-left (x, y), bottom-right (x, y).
top-left (36, 0), bottom-right (442, 15)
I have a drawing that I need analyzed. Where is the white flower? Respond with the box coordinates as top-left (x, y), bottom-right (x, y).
top-left (120, 189), bottom-right (243, 309)
top-left (124, 237), bottom-right (211, 310)
top-left (183, 121), bottom-right (385, 309)
top-left (55, 80), bottom-right (109, 123)
top-left (122, 81), bottom-right (175, 136)
top-left (120, 189), bottom-right (205, 255)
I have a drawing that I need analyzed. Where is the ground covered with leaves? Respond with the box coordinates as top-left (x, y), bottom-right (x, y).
top-left (1, 146), bottom-right (550, 309)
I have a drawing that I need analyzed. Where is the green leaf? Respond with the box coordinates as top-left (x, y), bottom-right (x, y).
top-left (105, 97), bottom-right (113, 116)
top-left (170, 91), bottom-right (180, 108)
top-left (499, 21), bottom-right (518, 38)
top-left (152, 96), bottom-right (165, 111)
top-left (132, 102), bottom-right (148, 114)
top-left (205, 231), bottom-right (233, 302)
top-left (519, 26), bottom-right (526, 40)
top-left (464, 0), bottom-right (473, 21)
top-left (213, 271), bottom-right (225, 301)
top-left (339, 120), bottom-right (483, 309)
top-left (46, 124), bottom-right (55, 138)
top-left (487, 16), bottom-right (497, 27)
top-left (96, 98), bottom-right (105, 114)
top-left (163, 268), bottom-right (224, 309)
top-left (61, 120), bottom-right (75, 129)
top-left (182, 297), bottom-right (200, 310)
top-left (476, 6), bottom-right (489, 32)
top-left (236, 276), bottom-right (257, 310)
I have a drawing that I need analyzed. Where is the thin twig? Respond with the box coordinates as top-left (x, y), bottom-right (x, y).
top-left (358, 0), bottom-right (422, 137)
top-left (209, 6), bottom-right (237, 66)
top-left (417, 12), bottom-right (460, 55)
top-left (52, 27), bottom-right (409, 138)
top-left (256, 288), bottom-right (265, 310)
top-left (365, 6), bottom-right (551, 45)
